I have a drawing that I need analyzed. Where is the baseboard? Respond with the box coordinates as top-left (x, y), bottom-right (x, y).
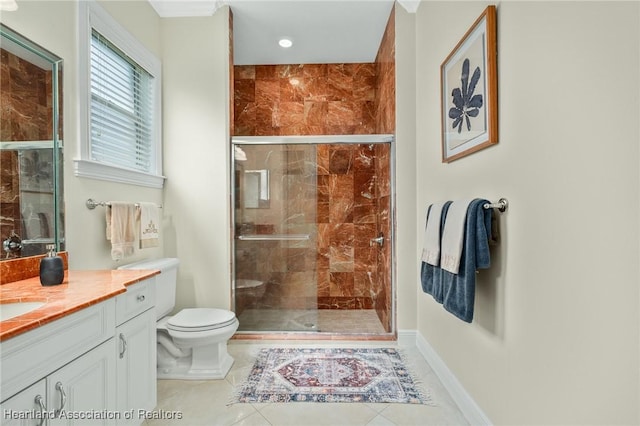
top-left (403, 330), bottom-right (492, 426)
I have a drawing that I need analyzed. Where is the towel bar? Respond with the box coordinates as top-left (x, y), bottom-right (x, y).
top-left (237, 234), bottom-right (310, 241)
top-left (86, 198), bottom-right (162, 210)
top-left (482, 198), bottom-right (508, 212)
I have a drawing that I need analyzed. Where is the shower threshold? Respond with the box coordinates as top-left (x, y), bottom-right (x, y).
top-left (235, 308), bottom-right (388, 335)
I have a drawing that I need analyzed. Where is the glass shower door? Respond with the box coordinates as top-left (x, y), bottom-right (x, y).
top-left (233, 143), bottom-right (319, 332)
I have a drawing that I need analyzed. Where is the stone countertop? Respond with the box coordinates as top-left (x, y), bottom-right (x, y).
top-left (0, 269), bottom-right (159, 341)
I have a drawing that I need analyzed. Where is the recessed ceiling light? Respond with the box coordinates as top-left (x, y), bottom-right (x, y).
top-left (278, 38), bottom-right (293, 48)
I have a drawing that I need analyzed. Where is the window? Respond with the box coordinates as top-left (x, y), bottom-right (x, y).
top-left (76, 1), bottom-right (164, 188)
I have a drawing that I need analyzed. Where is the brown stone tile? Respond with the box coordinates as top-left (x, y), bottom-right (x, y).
top-left (328, 174), bottom-right (354, 200)
top-left (329, 272), bottom-right (354, 297)
top-left (255, 79), bottom-right (279, 105)
top-left (303, 64), bottom-right (327, 78)
top-left (280, 77), bottom-right (307, 102)
top-left (304, 101), bottom-right (328, 129)
top-left (329, 245), bottom-right (354, 273)
top-left (317, 201), bottom-right (330, 223)
top-left (255, 65), bottom-right (278, 80)
top-left (234, 65), bottom-right (255, 80)
top-left (277, 64), bottom-right (304, 78)
top-left (354, 297), bottom-right (374, 309)
top-left (305, 76), bottom-right (331, 102)
top-left (317, 225), bottom-right (330, 249)
top-left (317, 270), bottom-right (330, 297)
top-left (234, 79), bottom-right (255, 103)
top-left (354, 224), bottom-right (377, 247)
top-left (316, 145), bottom-right (330, 175)
top-left (328, 148), bottom-right (353, 175)
top-left (353, 200), bottom-right (376, 224)
top-left (329, 197), bottom-right (354, 224)
top-left (354, 172), bottom-right (376, 203)
top-left (354, 271), bottom-right (375, 297)
top-left (329, 223), bottom-right (354, 247)
top-left (354, 246), bottom-right (378, 273)
top-left (277, 102), bottom-right (305, 128)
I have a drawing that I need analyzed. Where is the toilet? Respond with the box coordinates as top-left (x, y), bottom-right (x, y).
top-left (235, 279), bottom-right (266, 300)
top-left (118, 258), bottom-right (239, 380)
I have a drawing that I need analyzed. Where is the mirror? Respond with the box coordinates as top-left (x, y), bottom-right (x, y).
top-left (243, 169), bottom-right (270, 209)
top-left (0, 24), bottom-right (64, 259)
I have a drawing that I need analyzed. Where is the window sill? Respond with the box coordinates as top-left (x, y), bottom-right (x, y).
top-left (73, 159), bottom-right (165, 188)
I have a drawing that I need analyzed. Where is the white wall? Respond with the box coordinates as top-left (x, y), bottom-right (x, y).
top-left (414, 1), bottom-right (640, 424)
top-left (394, 5), bottom-right (417, 331)
top-left (1, 1), bottom-right (164, 270)
top-left (160, 10), bottom-right (232, 311)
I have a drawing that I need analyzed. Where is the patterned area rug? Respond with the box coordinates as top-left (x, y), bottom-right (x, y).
top-left (232, 348), bottom-right (432, 404)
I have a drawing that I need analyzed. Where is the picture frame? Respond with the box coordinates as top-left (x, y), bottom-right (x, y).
top-left (441, 5), bottom-right (498, 163)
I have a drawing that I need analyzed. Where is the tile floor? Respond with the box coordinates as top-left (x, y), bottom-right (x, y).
top-left (145, 340), bottom-right (469, 426)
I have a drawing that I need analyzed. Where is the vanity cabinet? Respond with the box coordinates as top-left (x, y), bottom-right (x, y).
top-left (0, 301), bottom-right (116, 425)
top-left (0, 276), bottom-right (157, 426)
top-left (115, 278), bottom-right (157, 425)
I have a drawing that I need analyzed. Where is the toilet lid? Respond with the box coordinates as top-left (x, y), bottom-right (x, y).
top-left (167, 308), bottom-right (237, 332)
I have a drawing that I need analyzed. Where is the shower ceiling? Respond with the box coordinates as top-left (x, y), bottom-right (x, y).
top-left (148, 0), bottom-right (411, 65)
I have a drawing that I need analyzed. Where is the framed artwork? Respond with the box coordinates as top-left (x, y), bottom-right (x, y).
top-left (441, 5), bottom-right (498, 163)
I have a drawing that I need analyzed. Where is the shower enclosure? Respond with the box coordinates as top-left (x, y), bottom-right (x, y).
top-left (231, 135), bottom-right (394, 336)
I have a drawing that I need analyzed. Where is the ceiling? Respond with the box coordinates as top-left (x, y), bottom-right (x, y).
top-left (148, 0), bottom-right (418, 65)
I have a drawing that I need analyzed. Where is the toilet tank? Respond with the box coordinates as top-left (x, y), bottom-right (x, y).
top-left (117, 258), bottom-right (180, 320)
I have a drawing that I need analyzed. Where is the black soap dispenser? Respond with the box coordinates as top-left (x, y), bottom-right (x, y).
top-left (40, 244), bottom-right (64, 286)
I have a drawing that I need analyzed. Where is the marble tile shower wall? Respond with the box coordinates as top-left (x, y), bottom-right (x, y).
top-left (234, 63), bottom-right (377, 136)
top-left (316, 143), bottom-right (386, 313)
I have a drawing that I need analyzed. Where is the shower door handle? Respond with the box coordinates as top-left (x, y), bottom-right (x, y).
top-left (370, 233), bottom-right (384, 247)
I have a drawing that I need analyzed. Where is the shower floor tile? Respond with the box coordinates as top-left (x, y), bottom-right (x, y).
top-left (236, 308), bottom-right (387, 335)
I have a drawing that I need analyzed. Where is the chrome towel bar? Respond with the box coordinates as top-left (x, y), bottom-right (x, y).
top-left (237, 234), bottom-right (310, 241)
top-left (86, 198), bottom-right (162, 210)
top-left (483, 198), bottom-right (508, 212)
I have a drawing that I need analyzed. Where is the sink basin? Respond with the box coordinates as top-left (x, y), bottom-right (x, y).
top-left (0, 302), bottom-right (45, 322)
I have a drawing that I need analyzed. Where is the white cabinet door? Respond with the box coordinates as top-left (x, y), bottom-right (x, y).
top-left (0, 380), bottom-right (47, 426)
top-left (116, 309), bottom-right (156, 425)
top-left (48, 339), bottom-right (116, 426)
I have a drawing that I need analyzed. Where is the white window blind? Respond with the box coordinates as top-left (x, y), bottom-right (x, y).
top-left (90, 30), bottom-right (154, 173)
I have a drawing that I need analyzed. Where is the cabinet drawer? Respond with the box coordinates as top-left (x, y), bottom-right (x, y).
top-left (116, 278), bottom-right (155, 325)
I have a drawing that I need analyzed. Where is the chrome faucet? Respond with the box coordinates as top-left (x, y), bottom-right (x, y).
top-left (3, 231), bottom-right (23, 257)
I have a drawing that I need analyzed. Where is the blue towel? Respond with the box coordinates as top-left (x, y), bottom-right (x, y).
top-left (420, 198), bottom-right (492, 323)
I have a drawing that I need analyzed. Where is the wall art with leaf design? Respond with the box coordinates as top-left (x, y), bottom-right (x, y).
top-left (441, 5), bottom-right (498, 163)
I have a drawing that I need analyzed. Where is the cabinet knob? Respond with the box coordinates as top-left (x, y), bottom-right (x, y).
top-left (137, 294), bottom-right (146, 302)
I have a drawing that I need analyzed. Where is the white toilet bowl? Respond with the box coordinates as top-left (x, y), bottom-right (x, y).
top-left (118, 258), bottom-right (239, 380)
top-left (236, 279), bottom-right (266, 301)
top-left (156, 308), bottom-right (239, 379)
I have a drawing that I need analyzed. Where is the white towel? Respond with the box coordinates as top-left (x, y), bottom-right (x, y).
top-left (138, 202), bottom-right (160, 249)
top-left (440, 199), bottom-right (474, 274)
top-left (106, 202), bottom-right (136, 261)
top-left (421, 203), bottom-right (445, 265)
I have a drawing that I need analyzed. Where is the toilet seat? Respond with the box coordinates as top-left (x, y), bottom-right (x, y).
top-left (167, 308), bottom-right (237, 332)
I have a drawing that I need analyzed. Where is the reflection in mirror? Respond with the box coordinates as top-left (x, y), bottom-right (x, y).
top-left (244, 170), bottom-right (270, 209)
top-left (0, 24), bottom-right (64, 260)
